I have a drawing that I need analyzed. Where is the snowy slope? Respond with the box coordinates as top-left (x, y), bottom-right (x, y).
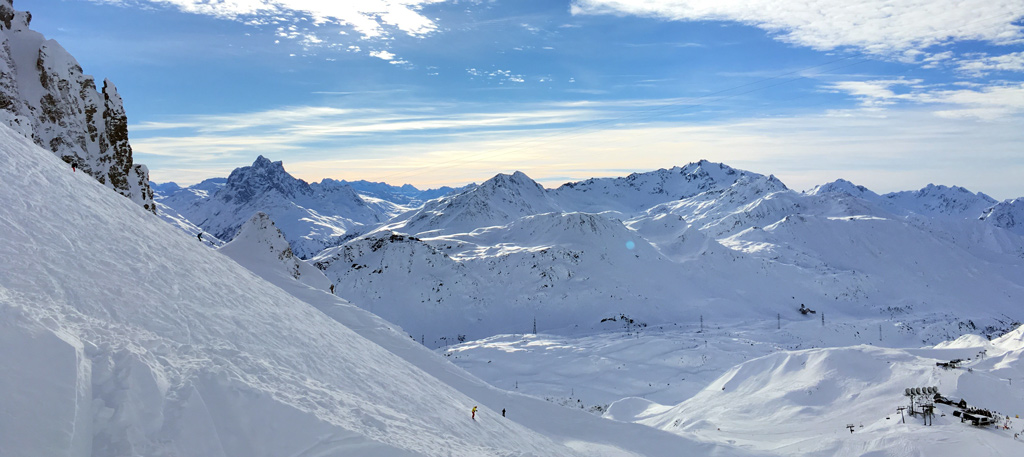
top-left (0, 0), bottom-right (154, 212)
top-left (218, 212), bottom-right (331, 291)
top-left (982, 198), bottom-right (1024, 236)
top-left (154, 200), bottom-right (225, 248)
top-left (617, 340), bottom-right (1024, 456)
top-left (382, 171), bottom-right (561, 237)
top-left (0, 122), bottom-right (601, 457)
top-left (154, 177), bottom-right (226, 209)
top-left (880, 184), bottom-right (997, 219)
top-left (552, 160), bottom-right (780, 214)
top-left (220, 210), bottom-right (764, 457)
top-left (320, 162), bottom-right (1024, 347)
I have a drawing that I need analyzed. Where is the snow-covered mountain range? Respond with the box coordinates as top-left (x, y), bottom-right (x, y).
top-left (156, 156), bottom-right (1024, 347)
top-left (6, 2), bottom-right (1024, 455)
top-left (0, 0), bottom-right (154, 212)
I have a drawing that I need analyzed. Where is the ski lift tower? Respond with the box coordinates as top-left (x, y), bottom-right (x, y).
top-left (905, 386), bottom-right (938, 419)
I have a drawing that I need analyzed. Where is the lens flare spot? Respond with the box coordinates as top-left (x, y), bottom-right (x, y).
top-left (625, 240), bottom-right (635, 250)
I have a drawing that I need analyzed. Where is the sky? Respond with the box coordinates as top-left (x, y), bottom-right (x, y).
top-left (22, 0), bottom-right (1024, 199)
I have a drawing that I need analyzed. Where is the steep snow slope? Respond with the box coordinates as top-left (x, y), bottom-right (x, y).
top-left (218, 212), bottom-right (331, 291)
top-left (0, 123), bottom-right (591, 457)
top-left (631, 173), bottom-right (794, 239)
top-left (220, 212), bottom-right (764, 457)
top-left (982, 198), bottom-right (1024, 236)
top-left (154, 200), bottom-right (225, 248)
top-left (620, 340), bottom-right (1024, 456)
top-left (0, 0), bottom-right (153, 212)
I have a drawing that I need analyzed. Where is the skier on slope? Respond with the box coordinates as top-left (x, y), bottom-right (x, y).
top-left (197, 232), bottom-right (203, 242)
top-left (71, 161), bottom-right (77, 172)
top-left (472, 406), bottom-right (477, 420)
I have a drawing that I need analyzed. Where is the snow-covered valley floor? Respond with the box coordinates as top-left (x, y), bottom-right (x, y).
top-left (447, 321), bottom-right (1024, 456)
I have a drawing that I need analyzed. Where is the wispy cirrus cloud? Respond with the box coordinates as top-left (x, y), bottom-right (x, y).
top-left (571, 0), bottom-right (1024, 56)
top-left (955, 51), bottom-right (1024, 77)
top-left (827, 79), bottom-right (1024, 120)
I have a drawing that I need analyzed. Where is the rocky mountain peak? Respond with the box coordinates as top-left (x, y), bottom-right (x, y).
top-left (221, 155), bottom-right (311, 203)
top-left (0, 0), bottom-right (154, 213)
top-left (0, 0), bottom-right (28, 32)
top-left (981, 198), bottom-right (1024, 235)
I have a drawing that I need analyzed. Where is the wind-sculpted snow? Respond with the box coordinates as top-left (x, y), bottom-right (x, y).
top-left (0, 123), bottom-right (600, 457)
top-left (0, 0), bottom-right (154, 213)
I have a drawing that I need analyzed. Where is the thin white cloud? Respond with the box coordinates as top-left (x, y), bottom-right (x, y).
top-left (370, 50), bottom-right (396, 60)
top-left (571, 0), bottom-right (1024, 56)
top-left (466, 68), bottom-right (526, 84)
top-left (828, 80), bottom-right (1024, 120)
top-left (113, 0), bottom-right (447, 39)
top-left (956, 51), bottom-right (1024, 77)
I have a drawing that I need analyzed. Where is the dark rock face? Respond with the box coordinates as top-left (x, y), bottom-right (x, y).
top-left (0, 0), bottom-right (155, 213)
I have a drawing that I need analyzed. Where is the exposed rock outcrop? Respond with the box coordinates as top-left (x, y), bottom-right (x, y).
top-left (0, 0), bottom-right (154, 213)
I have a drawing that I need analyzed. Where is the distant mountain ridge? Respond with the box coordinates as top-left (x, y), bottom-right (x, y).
top-left (162, 156), bottom-right (403, 258)
top-left (153, 155), bottom-right (1024, 346)
top-left (327, 178), bottom-right (468, 205)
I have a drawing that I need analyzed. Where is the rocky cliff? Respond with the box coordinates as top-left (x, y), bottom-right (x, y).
top-left (0, 0), bottom-right (154, 213)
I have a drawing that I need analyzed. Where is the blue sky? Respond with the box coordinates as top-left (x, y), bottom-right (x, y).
top-left (23, 0), bottom-right (1024, 198)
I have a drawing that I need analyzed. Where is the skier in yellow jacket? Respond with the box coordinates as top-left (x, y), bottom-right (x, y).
top-left (472, 406), bottom-right (477, 420)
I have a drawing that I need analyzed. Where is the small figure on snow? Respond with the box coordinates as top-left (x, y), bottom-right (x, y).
top-left (71, 161), bottom-right (78, 172)
top-left (330, 284), bottom-right (335, 294)
top-left (502, 408), bottom-right (506, 417)
top-left (197, 232), bottom-right (203, 242)
top-left (472, 406), bottom-right (477, 420)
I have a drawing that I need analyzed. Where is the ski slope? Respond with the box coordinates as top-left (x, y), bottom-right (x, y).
top-left (0, 123), bottom-right (572, 456)
top-left (217, 209), bottom-right (764, 457)
top-left (0, 122), bottom-right (765, 457)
